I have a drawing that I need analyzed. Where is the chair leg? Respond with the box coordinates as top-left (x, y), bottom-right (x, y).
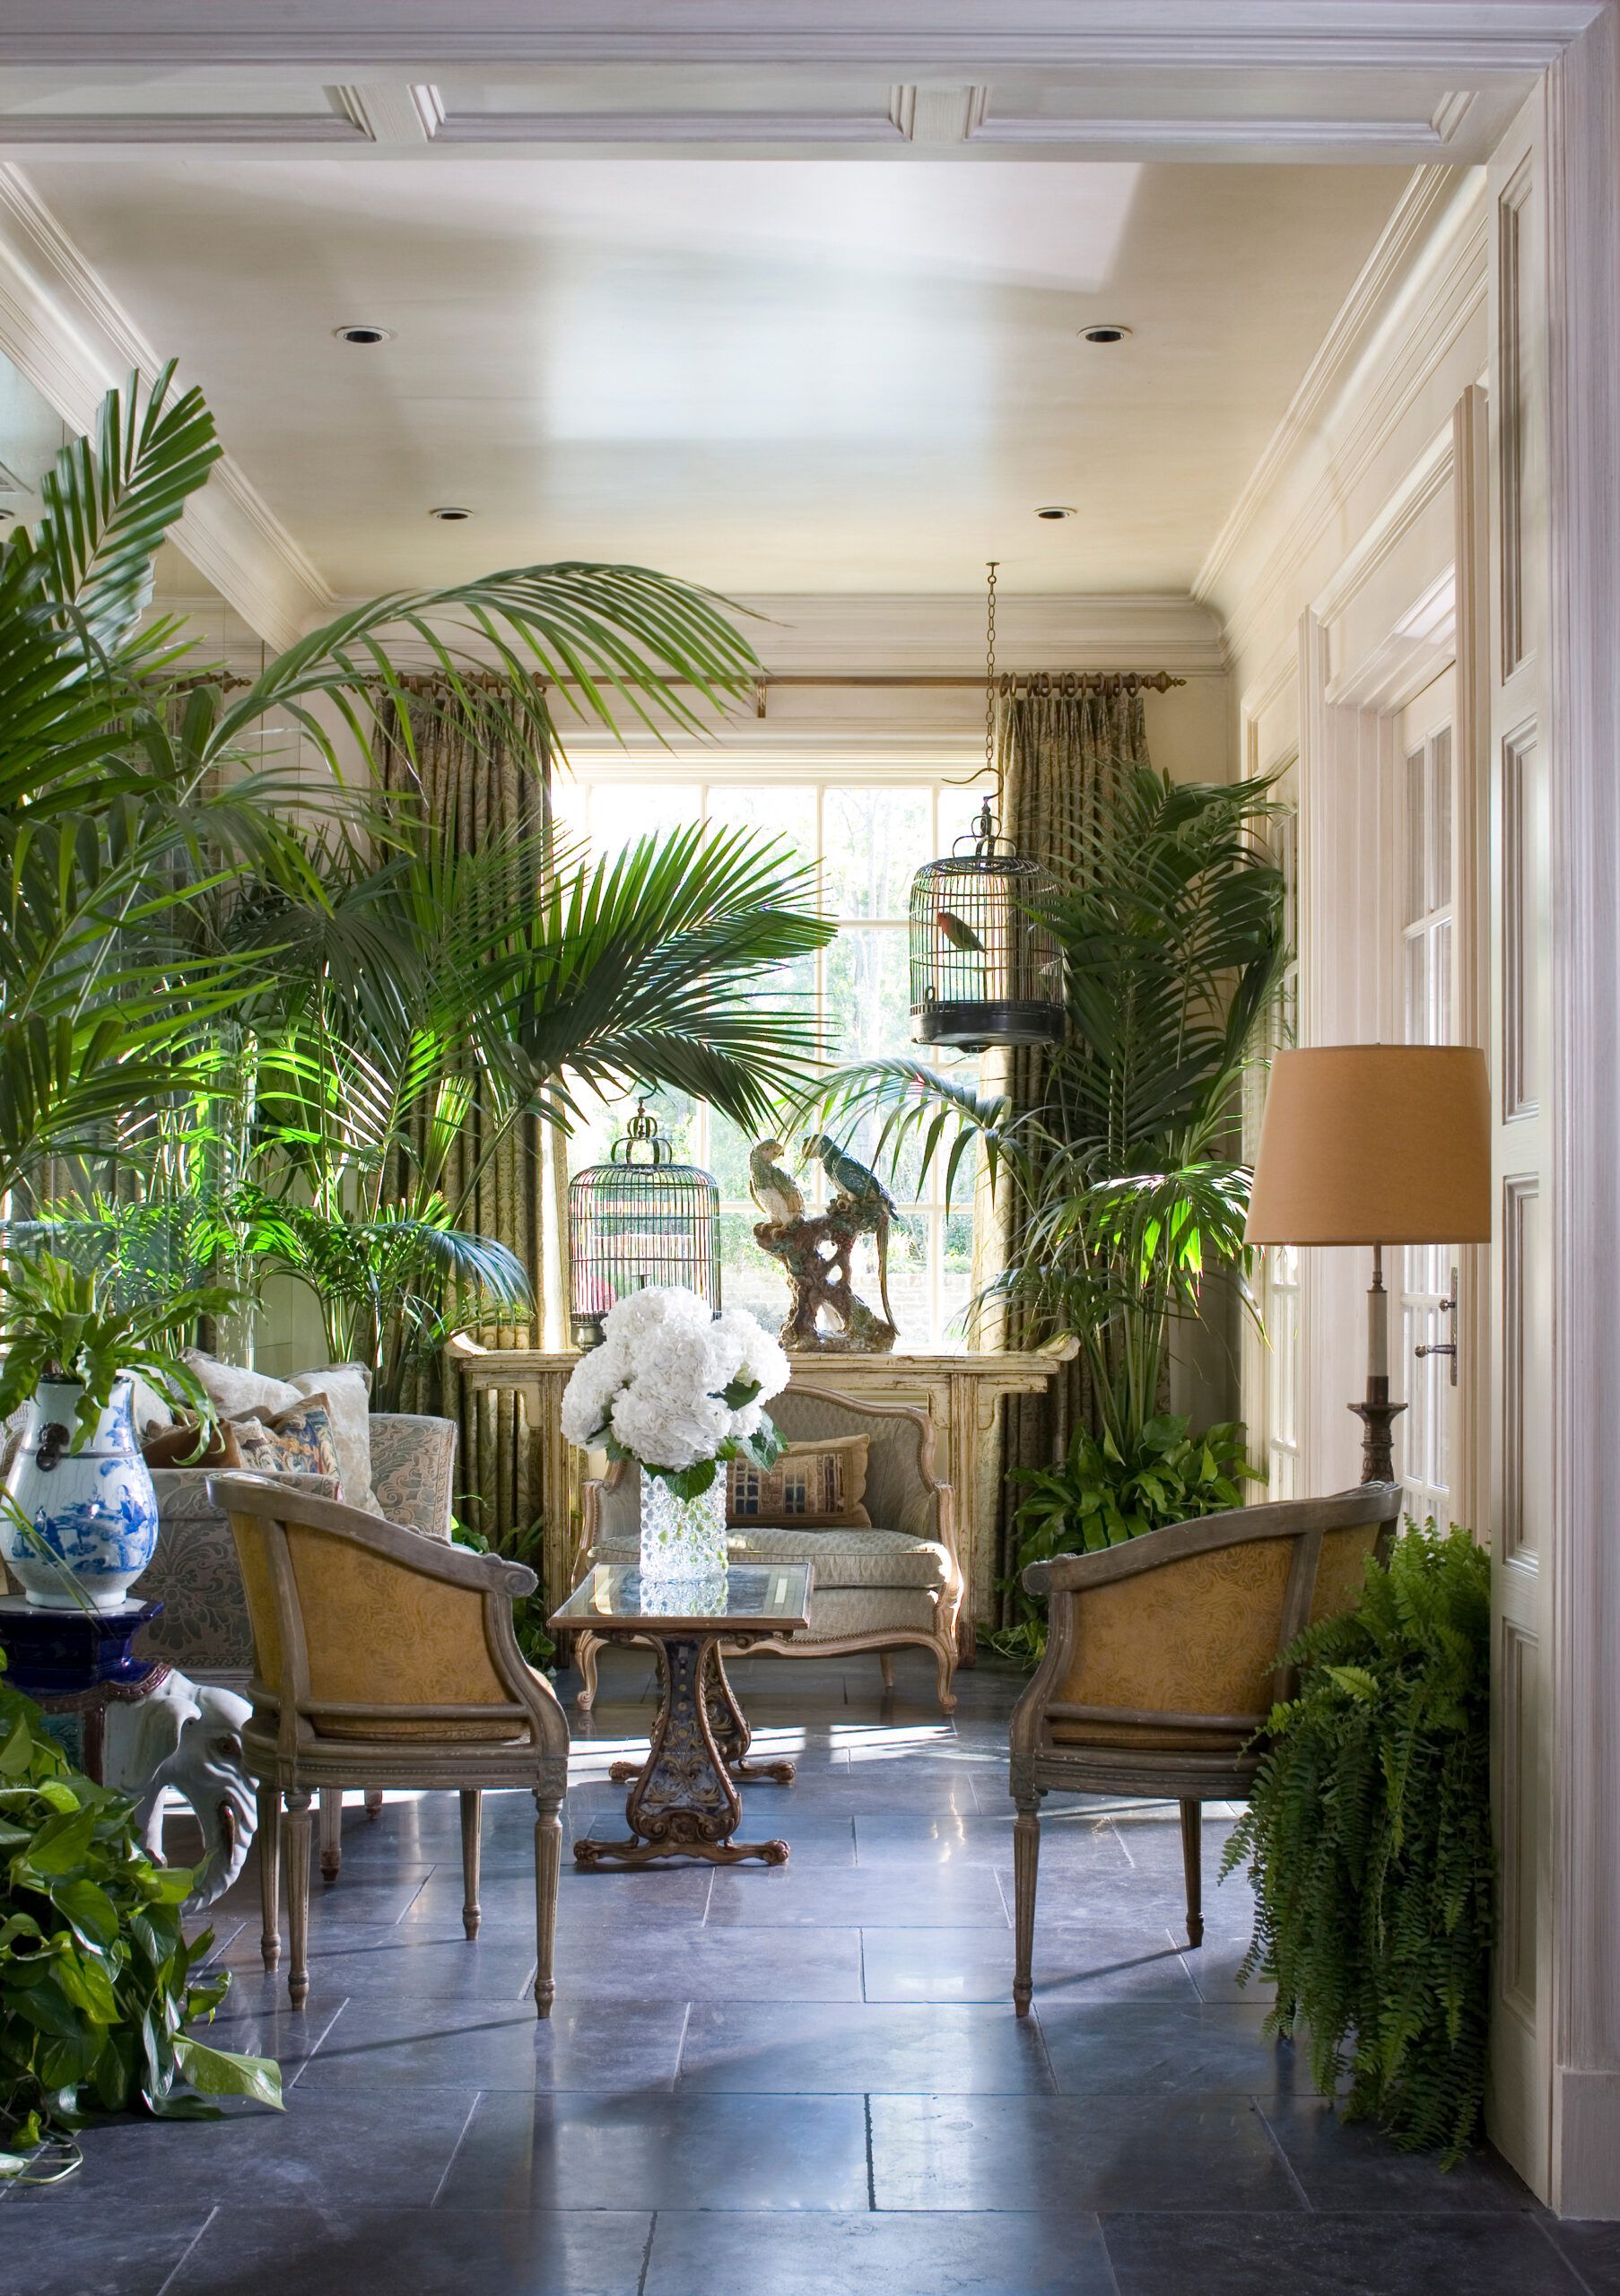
top-left (933, 1639), bottom-right (958, 1715)
top-left (532, 1788), bottom-right (563, 2019)
top-left (256, 1784), bottom-right (282, 1971)
top-left (576, 1632), bottom-right (600, 1713)
top-left (879, 1651), bottom-right (895, 1692)
top-left (1180, 1797), bottom-right (1204, 1949)
top-left (283, 1787), bottom-right (313, 2009)
top-left (1013, 1785), bottom-right (1042, 2016)
top-left (460, 1788), bottom-right (483, 1941)
top-left (364, 1788), bottom-right (385, 1819)
top-left (319, 1787), bottom-right (344, 1880)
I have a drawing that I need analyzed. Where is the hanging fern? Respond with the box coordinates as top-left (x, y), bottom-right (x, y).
top-left (1222, 1522), bottom-right (1493, 2165)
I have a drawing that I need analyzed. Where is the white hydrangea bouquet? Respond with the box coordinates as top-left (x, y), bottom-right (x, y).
top-left (561, 1286), bottom-right (790, 1587)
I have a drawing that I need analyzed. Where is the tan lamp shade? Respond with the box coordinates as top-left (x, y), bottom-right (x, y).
top-left (1246, 1045), bottom-right (1492, 1246)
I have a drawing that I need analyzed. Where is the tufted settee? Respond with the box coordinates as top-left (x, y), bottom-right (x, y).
top-left (575, 1386), bottom-right (962, 1711)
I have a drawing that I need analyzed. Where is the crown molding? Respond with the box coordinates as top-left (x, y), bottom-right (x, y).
top-left (710, 591), bottom-right (1227, 677)
top-left (0, 165), bottom-right (332, 648)
top-left (1198, 161), bottom-right (1487, 665)
top-left (0, 4), bottom-right (1600, 71)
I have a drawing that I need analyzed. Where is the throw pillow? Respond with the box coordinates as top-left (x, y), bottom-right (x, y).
top-left (183, 1352), bottom-right (381, 1516)
top-left (231, 1394), bottom-right (344, 1492)
top-left (142, 1419), bottom-right (245, 1472)
top-left (727, 1434), bottom-right (871, 1529)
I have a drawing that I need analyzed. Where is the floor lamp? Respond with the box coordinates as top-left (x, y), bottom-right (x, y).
top-left (1246, 1046), bottom-right (1492, 1484)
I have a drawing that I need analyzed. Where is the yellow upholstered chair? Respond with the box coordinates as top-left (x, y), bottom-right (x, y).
top-left (209, 1473), bottom-right (570, 2016)
top-left (1007, 1484), bottom-right (1401, 2015)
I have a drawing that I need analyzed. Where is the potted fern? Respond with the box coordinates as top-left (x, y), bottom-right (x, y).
top-left (1223, 1521), bottom-right (1493, 2163)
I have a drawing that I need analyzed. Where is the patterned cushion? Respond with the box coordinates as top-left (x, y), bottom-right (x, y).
top-left (231, 1394), bottom-right (344, 1491)
top-left (727, 1435), bottom-right (870, 1528)
top-left (185, 1352), bottom-right (381, 1515)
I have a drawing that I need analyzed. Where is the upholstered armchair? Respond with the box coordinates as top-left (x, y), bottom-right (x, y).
top-left (575, 1386), bottom-right (962, 1710)
top-left (209, 1473), bottom-right (569, 2016)
top-left (1007, 1483), bottom-right (1402, 2015)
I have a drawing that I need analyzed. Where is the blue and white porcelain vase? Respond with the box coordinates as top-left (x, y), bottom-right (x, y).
top-left (1, 1377), bottom-right (159, 1611)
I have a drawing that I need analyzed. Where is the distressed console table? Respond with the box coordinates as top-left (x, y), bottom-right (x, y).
top-left (449, 1335), bottom-right (1078, 1662)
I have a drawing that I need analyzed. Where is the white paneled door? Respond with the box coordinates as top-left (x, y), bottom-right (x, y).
top-left (1395, 671), bottom-right (1458, 1528)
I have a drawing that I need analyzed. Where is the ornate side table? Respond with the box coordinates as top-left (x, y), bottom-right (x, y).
top-left (550, 1561), bottom-right (811, 1869)
top-left (0, 1595), bottom-right (255, 1907)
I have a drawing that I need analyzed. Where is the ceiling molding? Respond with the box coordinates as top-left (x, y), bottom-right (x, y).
top-left (433, 109), bottom-right (904, 145)
top-left (971, 97), bottom-right (1477, 151)
top-left (0, 113), bottom-right (364, 144)
top-left (1194, 162), bottom-right (1482, 623)
top-left (729, 591), bottom-right (1228, 676)
top-left (0, 164), bottom-right (332, 647)
top-left (0, 4), bottom-right (1600, 71)
top-left (335, 81), bottom-right (444, 142)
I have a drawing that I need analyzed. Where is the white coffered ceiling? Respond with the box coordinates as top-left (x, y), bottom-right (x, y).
top-left (0, 2), bottom-right (1570, 619)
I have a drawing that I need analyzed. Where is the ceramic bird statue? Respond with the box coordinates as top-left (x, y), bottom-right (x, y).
top-left (803, 1133), bottom-right (897, 1326)
top-left (749, 1138), bottom-right (805, 1227)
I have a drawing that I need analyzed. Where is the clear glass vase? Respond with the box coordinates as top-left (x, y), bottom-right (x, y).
top-left (638, 1467), bottom-right (728, 1611)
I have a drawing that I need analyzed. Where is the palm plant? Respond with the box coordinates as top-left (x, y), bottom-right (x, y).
top-left (0, 362), bottom-right (773, 1215)
top-left (797, 767), bottom-right (1289, 1452)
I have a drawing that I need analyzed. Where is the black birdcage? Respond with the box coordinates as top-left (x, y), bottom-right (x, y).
top-left (910, 797), bottom-right (1065, 1051)
top-left (567, 1101), bottom-right (721, 1349)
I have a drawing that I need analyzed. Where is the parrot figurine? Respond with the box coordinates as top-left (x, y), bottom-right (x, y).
top-left (803, 1133), bottom-right (897, 1328)
top-left (749, 1138), bottom-right (806, 1228)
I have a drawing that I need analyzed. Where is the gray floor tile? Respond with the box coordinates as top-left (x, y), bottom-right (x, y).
top-left (6, 2089), bottom-right (477, 2213)
top-left (862, 1922), bottom-right (1198, 2006)
top-left (1547, 2220), bottom-right (1620, 2292)
top-left (552, 1922), bottom-right (864, 2002)
top-left (645, 2206), bottom-right (1116, 2295)
top-left (296, 1996), bottom-right (687, 2092)
top-left (439, 2090), bottom-right (871, 2212)
top-left (215, 1926), bottom-right (539, 2001)
top-left (676, 1999), bottom-right (1055, 2092)
top-left (1101, 2210), bottom-right (1583, 2294)
top-left (162, 2206), bottom-right (653, 2296)
top-left (870, 2093), bottom-right (1302, 2213)
top-left (0, 2204), bottom-right (212, 2295)
top-left (706, 1864), bottom-right (1009, 1929)
top-left (1259, 2100), bottom-right (1540, 2211)
top-left (1037, 1999), bottom-right (1316, 2099)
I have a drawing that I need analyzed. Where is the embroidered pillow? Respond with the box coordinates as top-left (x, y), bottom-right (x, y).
top-left (184, 1352), bottom-right (380, 1515)
top-left (727, 1435), bottom-right (871, 1529)
top-left (231, 1393), bottom-right (344, 1495)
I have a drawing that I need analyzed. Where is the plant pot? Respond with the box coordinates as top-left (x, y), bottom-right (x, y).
top-left (1, 1377), bottom-right (160, 1611)
top-left (638, 1466), bottom-right (728, 1611)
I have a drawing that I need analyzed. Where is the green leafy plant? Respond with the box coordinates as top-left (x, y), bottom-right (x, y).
top-left (795, 768), bottom-right (1288, 1449)
top-left (1222, 1522), bottom-right (1493, 2164)
top-left (451, 1509), bottom-right (554, 1671)
top-left (0, 1651), bottom-right (280, 2179)
top-left (991, 1413), bottom-right (1262, 1662)
top-left (0, 1250), bottom-right (231, 1449)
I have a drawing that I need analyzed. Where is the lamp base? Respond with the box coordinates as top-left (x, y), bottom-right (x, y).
top-left (1349, 1377), bottom-right (1406, 1485)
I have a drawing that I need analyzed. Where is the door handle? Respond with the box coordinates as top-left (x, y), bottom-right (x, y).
top-left (1414, 1264), bottom-right (1460, 1387)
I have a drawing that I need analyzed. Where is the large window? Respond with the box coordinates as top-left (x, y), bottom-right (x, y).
top-left (553, 764), bottom-right (980, 1350)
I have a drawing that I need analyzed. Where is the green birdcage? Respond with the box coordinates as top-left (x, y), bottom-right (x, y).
top-left (567, 1101), bottom-right (721, 1349)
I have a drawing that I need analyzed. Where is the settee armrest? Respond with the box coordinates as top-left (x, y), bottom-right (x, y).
top-left (367, 1412), bottom-right (457, 1540)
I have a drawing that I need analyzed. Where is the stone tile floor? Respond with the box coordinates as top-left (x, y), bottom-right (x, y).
top-left (0, 1648), bottom-right (1606, 2295)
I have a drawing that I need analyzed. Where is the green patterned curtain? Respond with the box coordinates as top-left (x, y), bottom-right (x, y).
top-left (380, 691), bottom-right (567, 1549)
top-left (985, 683), bottom-right (1153, 1622)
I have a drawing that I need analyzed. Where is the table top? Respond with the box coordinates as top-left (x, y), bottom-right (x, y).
top-left (550, 1561), bottom-right (812, 1636)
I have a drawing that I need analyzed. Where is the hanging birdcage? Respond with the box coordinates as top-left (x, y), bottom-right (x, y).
top-left (910, 799), bottom-right (1064, 1049)
top-left (908, 561), bottom-right (1066, 1053)
top-left (567, 1101), bottom-right (721, 1349)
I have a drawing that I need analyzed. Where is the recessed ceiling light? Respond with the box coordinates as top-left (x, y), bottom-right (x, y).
top-left (1079, 323), bottom-right (1133, 345)
top-left (334, 324), bottom-right (392, 345)
top-left (1034, 504), bottom-right (1077, 521)
top-left (429, 505), bottom-right (473, 522)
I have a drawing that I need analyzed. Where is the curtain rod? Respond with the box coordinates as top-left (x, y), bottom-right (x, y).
top-left (749, 669), bottom-right (1186, 718)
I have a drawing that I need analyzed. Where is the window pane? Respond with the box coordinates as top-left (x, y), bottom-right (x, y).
top-left (822, 788), bottom-right (933, 919)
top-left (702, 785), bottom-right (817, 883)
top-left (851, 1209), bottom-right (929, 1345)
top-left (1404, 749), bottom-right (1425, 926)
top-left (825, 926), bottom-right (910, 1062)
top-left (588, 781), bottom-right (702, 863)
top-left (1431, 730), bottom-right (1453, 910)
top-left (717, 1209), bottom-right (791, 1334)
